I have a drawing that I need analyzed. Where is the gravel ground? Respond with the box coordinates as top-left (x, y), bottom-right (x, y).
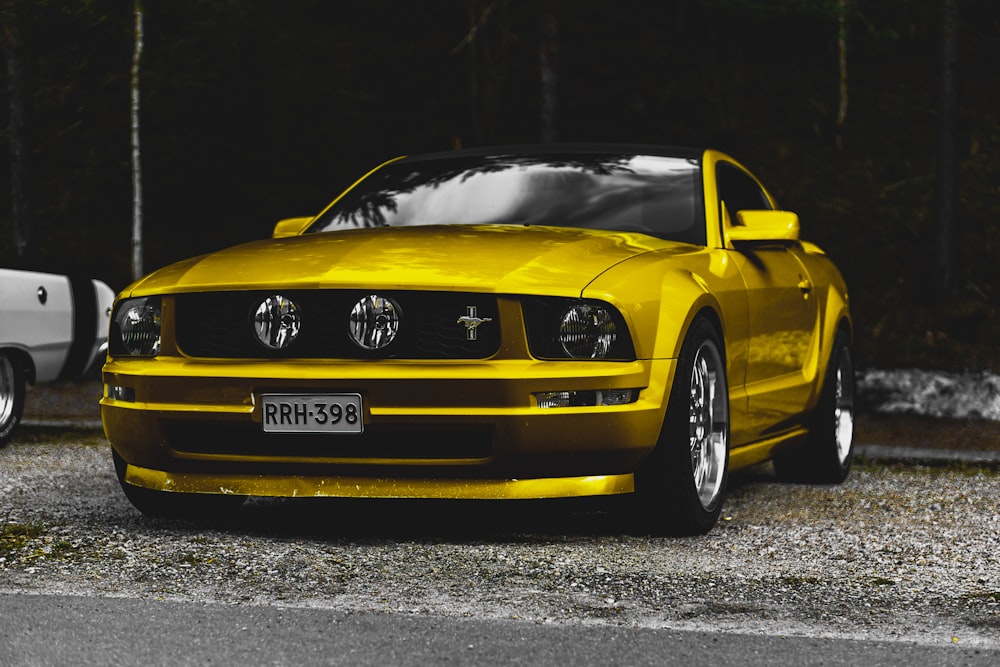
top-left (2, 436), bottom-right (999, 649)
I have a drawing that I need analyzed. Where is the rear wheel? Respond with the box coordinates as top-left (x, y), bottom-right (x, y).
top-left (0, 352), bottom-right (26, 449)
top-left (634, 317), bottom-right (729, 536)
top-left (774, 330), bottom-right (855, 483)
top-left (112, 449), bottom-right (245, 519)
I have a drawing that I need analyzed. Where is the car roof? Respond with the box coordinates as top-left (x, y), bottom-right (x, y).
top-left (396, 144), bottom-right (706, 163)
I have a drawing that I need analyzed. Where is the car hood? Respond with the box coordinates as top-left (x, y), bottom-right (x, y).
top-left (130, 225), bottom-right (694, 296)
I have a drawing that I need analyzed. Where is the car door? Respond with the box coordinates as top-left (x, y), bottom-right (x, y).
top-left (716, 163), bottom-right (819, 437)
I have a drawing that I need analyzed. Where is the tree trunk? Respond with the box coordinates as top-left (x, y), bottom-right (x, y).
top-left (539, 0), bottom-right (558, 143)
top-left (932, 0), bottom-right (958, 301)
top-left (452, 0), bottom-right (509, 145)
top-left (2, 0), bottom-right (35, 269)
top-left (836, 0), bottom-right (848, 150)
top-left (131, 0), bottom-right (144, 280)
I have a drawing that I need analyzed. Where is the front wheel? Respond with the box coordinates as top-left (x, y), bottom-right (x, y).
top-left (0, 352), bottom-right (26, 449)
top-left (633, 317), bottom-right (730, 536)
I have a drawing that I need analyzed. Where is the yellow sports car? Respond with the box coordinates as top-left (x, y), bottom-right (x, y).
top-left (102, 145), bottom-right (853, 535)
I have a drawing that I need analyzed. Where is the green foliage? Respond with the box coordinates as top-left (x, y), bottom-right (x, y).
top-left (0, 511), bottom-right (46, 557)
top-left (1, 511), bottom-right (79, 564)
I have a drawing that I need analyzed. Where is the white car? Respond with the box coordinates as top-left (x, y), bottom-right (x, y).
top-left (1, 268), bottom-right (115, 446)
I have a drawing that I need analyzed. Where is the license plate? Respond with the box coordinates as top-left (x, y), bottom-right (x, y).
top-left (260, 394), bottom-right (363, 434)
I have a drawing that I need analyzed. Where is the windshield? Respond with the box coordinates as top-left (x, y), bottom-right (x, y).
top-left (307, 152), bottom-right (706, 245)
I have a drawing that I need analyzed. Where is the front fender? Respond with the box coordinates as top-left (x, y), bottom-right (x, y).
top-left (584, 248), bottom-right (754, 449)
top-left (581, 249), bottom-right (749, 367)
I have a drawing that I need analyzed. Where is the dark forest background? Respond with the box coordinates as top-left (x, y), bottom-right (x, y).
top-left (1, 0), bottom-right (998, 373)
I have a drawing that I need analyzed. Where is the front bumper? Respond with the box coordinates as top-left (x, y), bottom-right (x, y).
top-left (120, 464), bottom-right (637, 500)
top-left (102, 357), bottom-right (675, 499)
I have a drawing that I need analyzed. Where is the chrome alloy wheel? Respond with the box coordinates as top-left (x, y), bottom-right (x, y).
top-left (833, 349), bottom-right (855, 466)
top-left (0, 354), bottom-right (15, 428)
top-left (688, 339), bottom-right (728, 509)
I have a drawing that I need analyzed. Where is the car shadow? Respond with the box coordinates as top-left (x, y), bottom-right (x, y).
top-left (225, 495), bottom-right (632, 542)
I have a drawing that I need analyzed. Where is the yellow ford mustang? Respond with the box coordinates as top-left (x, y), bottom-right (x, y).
top-left (103, 145), bottom-right (853, 535)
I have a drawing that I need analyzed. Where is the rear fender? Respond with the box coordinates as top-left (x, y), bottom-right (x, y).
top-left (0, 347), bottom-right (35, 385)
top-left (804, 262), bottom-right (852, 412)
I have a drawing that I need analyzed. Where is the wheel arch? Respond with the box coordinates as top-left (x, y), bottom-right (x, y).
top-left (0, 346), bottom-right (36, 385)
top-left (688, 304), bottom-right (726, 352)
top-left (815, 279), bottom-right (853, 393)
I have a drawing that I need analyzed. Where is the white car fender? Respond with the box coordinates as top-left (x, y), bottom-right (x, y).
top-left (0, 268), bottom-right (113, 383)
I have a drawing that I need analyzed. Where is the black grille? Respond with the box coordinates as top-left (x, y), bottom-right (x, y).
top-left (164, 422), bottom-right (493, 460)
top-left (175, 290), bottom-right (500, 359)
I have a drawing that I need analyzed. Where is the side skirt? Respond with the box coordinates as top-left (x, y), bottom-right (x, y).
top-left (729, 427), bottom-right (809, 471)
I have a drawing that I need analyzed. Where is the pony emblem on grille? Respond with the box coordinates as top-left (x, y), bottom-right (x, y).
top-left (457, 306), bottom-right (493, 341)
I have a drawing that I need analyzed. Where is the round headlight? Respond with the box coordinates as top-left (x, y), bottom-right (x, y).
top-left (118, 300), bottom-right (162, 356)
top-left (349, 294), bottom-right (401, 350)
top-left (559, 304), bottom-right (618, 359)
top-left (253, 294), bottom-right (301, 350)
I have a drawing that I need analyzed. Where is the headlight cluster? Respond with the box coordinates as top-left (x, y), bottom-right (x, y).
top-left (110, 296), bottom-right (162, 357)
top-left (523, 297), bottom-right (635, 360)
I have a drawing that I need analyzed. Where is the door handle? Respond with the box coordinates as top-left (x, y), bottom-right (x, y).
top-left (797, 277), bottom-right (812, 296)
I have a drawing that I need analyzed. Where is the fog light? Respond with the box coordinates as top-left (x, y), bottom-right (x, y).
top-left (597, 389), bottom-right (636, 406)
top-left (349, 294), bottom-right (401, 350)
top-left (107, 385), bottom-right (135, 402)
top-left (534, 391), bottom-right (597, 408)
top-left (535, 389), bottom-right (638, 409)
top-left (253, 294), bottom-right (301, 350)
top-left (536, 391), bottom-right (570, 409)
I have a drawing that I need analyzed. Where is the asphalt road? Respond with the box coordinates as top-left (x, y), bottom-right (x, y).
top-left (3, 592), bottom-right (997, 667)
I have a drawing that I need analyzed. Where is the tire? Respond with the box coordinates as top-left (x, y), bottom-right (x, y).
top-left (0, 352), bottom-right (26, 449)
top-left (112, 449), bottom-right (245, 520)
top-left (774, 330), bottom-right (855, 484)
top-left (633, 317), bottom-right (730, 536)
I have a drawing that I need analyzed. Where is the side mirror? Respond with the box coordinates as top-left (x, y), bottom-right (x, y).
top-left (272, 217), bottom-right (314, 239)
top-left (728, 210), bottom-right (800, 244)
